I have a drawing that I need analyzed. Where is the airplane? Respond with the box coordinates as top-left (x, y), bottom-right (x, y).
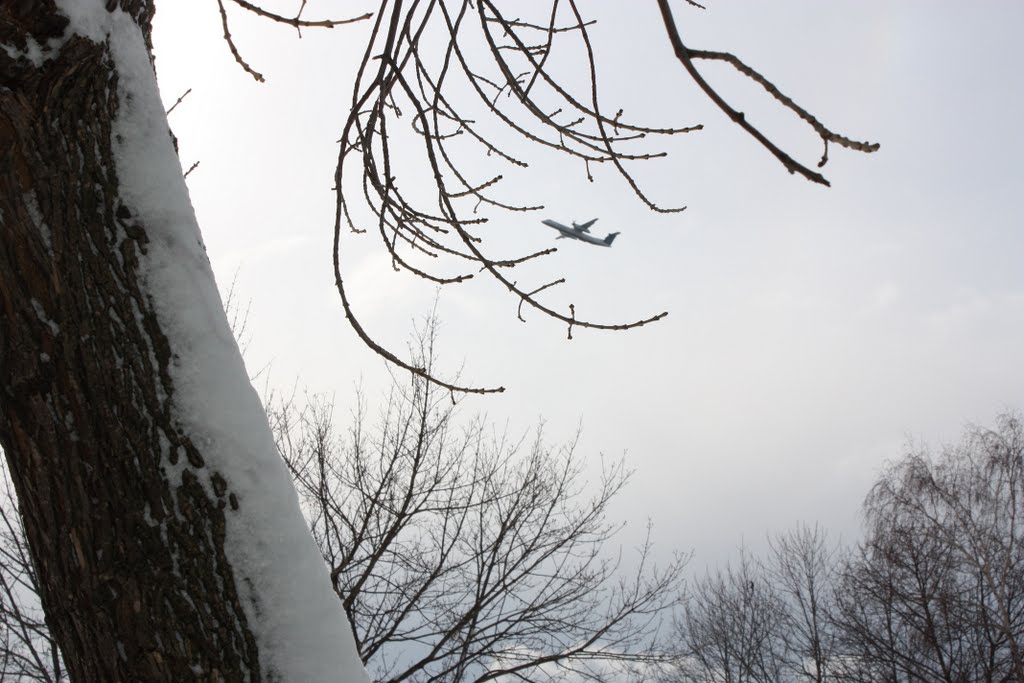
top-left (541, 218), bottom-right (620, 247)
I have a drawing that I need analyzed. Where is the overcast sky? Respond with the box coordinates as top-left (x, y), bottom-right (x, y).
top-left (150, 1), bottom-right (1024, 568)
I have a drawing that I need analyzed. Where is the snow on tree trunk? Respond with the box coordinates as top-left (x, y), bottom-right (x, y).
top-left (0, 1), bottom-right (366, 680)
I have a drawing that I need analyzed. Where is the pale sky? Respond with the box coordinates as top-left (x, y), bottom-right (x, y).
top-left (151, 1), bottom-right (1024, 567)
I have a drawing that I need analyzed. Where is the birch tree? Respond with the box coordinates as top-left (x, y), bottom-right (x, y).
top-left (834, 414), bottom-right (1024, 681)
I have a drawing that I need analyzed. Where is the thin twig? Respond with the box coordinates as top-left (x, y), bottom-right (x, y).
top-left (165, 87), bottom-right (192, 115)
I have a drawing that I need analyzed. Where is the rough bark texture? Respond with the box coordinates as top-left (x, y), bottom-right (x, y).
top-left (0, 2), bottom-right (261, 680)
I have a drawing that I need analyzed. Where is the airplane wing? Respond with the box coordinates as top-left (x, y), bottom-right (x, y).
top-left (574, 218), bottom-right (598, 232)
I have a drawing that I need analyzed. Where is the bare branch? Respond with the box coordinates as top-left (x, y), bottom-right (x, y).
top-left (165, 87), bottom-right (192, 115)
top-left (329, 0), bottom-right (874, 393)
top-left (227, 0), bottom-right (373, 29)
top-left (655, 0), bottom-right (878, 186)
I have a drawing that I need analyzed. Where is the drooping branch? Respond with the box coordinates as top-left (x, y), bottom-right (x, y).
top-left (216, 0), bottom-right (373, 82)
top-left (331, 0), bottom-right (700, 392)
top-left (215, 0), bottom-right (878, 394)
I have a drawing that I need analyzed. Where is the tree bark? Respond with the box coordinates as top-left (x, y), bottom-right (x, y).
top-left (0, 2), bottom-right (262, 679)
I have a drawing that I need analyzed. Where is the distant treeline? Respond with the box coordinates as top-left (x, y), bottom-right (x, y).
top-left (2, 387), bottom-right (1021, 682)
top-left (668, 412), bottom-right (1024, 683)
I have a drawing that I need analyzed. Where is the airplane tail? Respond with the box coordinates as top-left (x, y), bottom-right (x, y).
top-left (603, 232), bottom-right (620, 246)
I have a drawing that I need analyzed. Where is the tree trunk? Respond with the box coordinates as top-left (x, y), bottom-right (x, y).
top-left (0, 2), bottom-right (362, 680)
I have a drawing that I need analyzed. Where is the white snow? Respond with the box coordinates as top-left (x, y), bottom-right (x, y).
top-left (23, 191), bottom-right (53, 250)
top-left (30, 298), bottom-right (60, 335)
top-left (0, 34), bottom-right (65, 67)
top-left (53, 2), bottom-right (369, 680)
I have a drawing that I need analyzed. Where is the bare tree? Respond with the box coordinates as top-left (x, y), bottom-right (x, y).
top-left (269, 322), bottom-right (685, 682)
top-left (0, 460), bottom-right (62, 683)
top-left (655, 414), bottom-right (1024, 683)
top-left (833, 501), bottom-right (974, 681)
top-left (1, 0), bottom-right (874, 676)
top-left (833, 413), bottom-right (1024, 682)
top-left (671, 546), bottom-right (789, 683)
top-left (767, 524), bottom-right (838, 683)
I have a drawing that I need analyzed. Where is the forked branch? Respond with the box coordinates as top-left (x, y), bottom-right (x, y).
top-left (655, 0), bottom-right (879, 186)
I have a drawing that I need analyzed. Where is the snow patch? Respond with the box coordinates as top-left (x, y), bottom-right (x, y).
top-left (30, 298), bottom-right (60, 335)
top-left (53, 2), bottom-right (368, 680)
top-left (24, 191), bottom-right (53, 250)
top-left (1, 34), bottom-right (67, 67)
